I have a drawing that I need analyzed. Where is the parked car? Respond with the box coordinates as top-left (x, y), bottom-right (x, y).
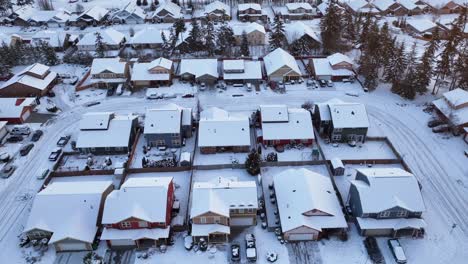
top-left (6, 135), bottom-right (23, 143)
top-left (327, 80), bottom-right (333, 87)
top-left (31, 130), bottom-right (43, 142)
top-left (184, 236), bottom-right (193, 251)
top-left (363, 87), bottom-right (369, 92)
top-left (245, 234), bottom-right (257, 262)
top-left (57, 135), bottom-right (70, 147)
top-left (388, 239), bottom-right (407, 264)
top-left (49, 148), bottom-right (62, 161)
top-left (107, 88), bottom-right (115, 96)
top-left (20, 143), bottom-right (34, 156)
top-left (147, 92), bottom-right (161, 99)
top-left (246, 83), bottom-right (252, 92)
top-left (432, 124), bottom-right (450, 133)
top-left (231, 242), bottom-right (241, 262)
top-left (1, 165), bottom-right (15, 178)
top-left (47, 91), bottom-right (56, 97)
top-left (363, 237), bottom-right (384, 264)
top-left (0, 152), bottom-right (10, 162)
top-left (319, 79), bottom-right (327, 87)
top-left (10, 126), bottom-right (31, 135)
top-left (306, 79), bottom-right (315, 87)
top-left (182, 93), bottom-right (194, 98)
top-left (427, 118), bottom-right (445, 128)
top-left (37, 169), bottom-right (50, 180)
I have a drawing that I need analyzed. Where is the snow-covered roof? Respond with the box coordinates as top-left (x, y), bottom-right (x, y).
top-left (351, 168), bottom-right (426, 214)
top-left (232, 22), bottom-right (266, 36)
top-left (76, 114), bottom-right (137, 149)
top-left (79, 6), bottom-right (109, 21)
top-left (441, 88), bottom-right (468, 109)
top-left (79, 112), bottom-right (113, 130)
top-left (179, 59), bottom-right (219, 79)
top-left (0, 98), bottom-right (35, 118)
top-left (148, 57), bottom-right (173, 70)
top-left (129, 28), bottom-right (169, 45)
top-left (374, 0), bottom-right (397, 11)
top-left (222, 60), bottom-right (263, 80)
top-left (102, 177), bottom-right (173, 224)
top-left (198, 108), bottom-right (251, 148)
top-left (357, 217), bottom-right (426, 230)
top-left (261, 108), bottom-right (314, 141)
top-left (31, 30), bottom-right (67, 48)
top-left (274, 168), bottom-right (347, 233)
top-left (24, 178), bottom-right (113, 244)
top-left (238, 3), bottom-right (262, 11)
top-left (312, 58), bottom-right (333, 76)
top-left (316, 98), bottom-right (345, 121)
top-left (398, 0), bottom-right (418, 10)
top-left (132, 63), bottom-right (170, 81)
top-left (327, 53), bottom-right (353, 67)
top-left (330, 158), bottom-right (344, 169)
top-left (101, 226), bottom-right (170, 240)
top-left (190, 177), bottom-right (258, 218)
top-left (317, 2), bottom-right (330, 15)
top-left (406, 19), bottom-right (437, 33)
top-left (433, 88), bottom-right (468, 126)
top-left (284, 21), bottom-right (321, 44)
top-left (28, 10), bottom-right (56, 23)
top-left (263, 48), bottom-right (301, 77)
top-left (347, 0), bottom-right (373, 12)
top-left (329, 103), bottom-right (369, 129)
top-left (1, 63), bottom-right (57, 91)
top-left (91, 58), bottom-right (126, 75)
top-left (260, 105), bottom-right (289, 122)
top-left (205, 1), bottom-right (230, 15)
top-left (114, 2), bottom-right (146, 20)
top-left (154, 1), bottom-right (182, 18)
top-left (78, 28), bottom-right (125, 47)
top-left (286, 2), bottom-right (313, 11)
top-left (191, 224), bottom-right (230, 236)
top-left (144, 107), bottom-right (182, 134)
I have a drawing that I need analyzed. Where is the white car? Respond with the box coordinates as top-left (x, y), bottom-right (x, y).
top-left (388, 239), bottom-right (407, 264)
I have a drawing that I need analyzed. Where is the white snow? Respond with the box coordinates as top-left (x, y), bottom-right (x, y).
top-left (263, 48), bottom-right (301, 77)
top-left (0, 98), bottom-right (36, 119)
top-left (90, 58), bottom-right (126, 75)
top-left (261, 108), bottom-right (315, 141)
top-left (179, 59), bottom-right (219, 79)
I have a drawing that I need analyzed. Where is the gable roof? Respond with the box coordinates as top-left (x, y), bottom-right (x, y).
top-left (327, 53), bottom-right (353, 66)
top-left (263, 48), bottom-right (301, 77)
top-left (284, 21), bottom-right (321, 44)
top-left (205, 1), bottom-right (230, 14)
top-left (432, 88), bottom-right (468, 126)
top-left (329, 103), bottom-right (369, 129)
top-left (0, 98), bottom-right (35, 118)
top-left (1, 63), bottom-right (57, 91)
top-left (114, 2), bottom-right (146, 20)
top-left (222, 60), bottom-right (263, 80)
top-left (398, 0), bottom-right (419, 10)
top-left (91, 58), bottom-right (126, 75)
top-left (260, 105), bottom-right (289, 122)
top-left (179, 59), bottom-right (219, 79)
top-left (232, 22), bottom-right (266, 35)
top-left (274, 168), bottom-right (347, 232)
top-left (154, 1), bottom-right (182, 18)
top-left (238, 3), bottom-right (262, 11)
top-left (129, 28), bottom-right (169, 45)
top-left (144, 106), bottom-right (182, 134)
top-left (79, 6), bottom-right (109, 21)
top-left (406, 19), bottom-right (437, 33)
top-left (286, 2), bottom-right (313, 11)
top-left (78, 28), bottom-right (125, 46)
top-left (351, 168), bottom-right (425, 214)
top-left (148, 57), bottom-right (173, 70)
top-left (261, 107), bottom-right (315, 141)
top-left (102, 177), bottom-right (172, 224)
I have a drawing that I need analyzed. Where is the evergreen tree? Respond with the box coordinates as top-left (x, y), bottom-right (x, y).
top-left (94, 32), bottom-right (106, 58)
top-left (399, 43), bottom-right (418, 99)
top-left (269, 15), bottom-right (287, 51)
top-left (187, 20), bottom-right (203, 53)
top-left (142, 0), bottom-right (148, 6)
top-left (136, 0), bottom-right (142, 6)
top-left (390, 43), bottom-right (408, 94)
top-left (342, 10), bottom-right (357, 44)
top-left (240, 31), bottom-right (250, 57)
top-left (0, 0), bottom-right (12, 16)
top-left (413, 28), bottom-right (440, 94)
top-left (358, 21), bottom-right (381, 90)
top-left (320, 0), bottom-right (344, 54)
top-left (454, 47), bottom-right (468, 90)
top-left (40, 41), bottom-right (58, 65)
top-left (379, 22), bottom-right (394, 67)
top-left (173, 18), bottom-right (186, 36)
top-left (216, 24), bottom-right (236, 56)
top-left (245, 149), bottom-right (261, 176)
top-left (204, 17), bottom-right (216, 56)
top-left (161, 30), bottom-right (171, 57)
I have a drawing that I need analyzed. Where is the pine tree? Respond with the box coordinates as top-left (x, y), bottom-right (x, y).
top-left (136, 0), bottom-right (142, 6)
top-left (173, 18), bottom-right (186, 36)
top-left (413, 29), bottom-right (439, 94)
top-left (142, 0), bottom-right (148, 6)
top-left (240, 31), bottom-right (250, 57)
top-left (216, 24), bottom-right (236, 56)
top-left (358, 21), bottom-right (381, 90)
top-left (379, 22), bottom-right (394, 67)
top-left (390, 43), bottom-right (408, 94)
top-left (269, 15), bottom-right (286, 51)
top-left (40, 41), bottom-right (58, 65)
top-left (95, 32), bottom-right (106, 58)
top-left (342, 10), bottom-right (357, 44)
top-left (161, 30), bottom-right (171, 57)
top-left (188, 20), bottom-right (202, 53)
top-left (204, 17), bottom-right (216, 56)
top-left (320, 0), bottom-right (344, 54)
top-left (0, 0), bottom-right (12, 16)
top-left (399, 43), bottom-right (418, 99)
top-left (245, 149), bottom-right (261, 176)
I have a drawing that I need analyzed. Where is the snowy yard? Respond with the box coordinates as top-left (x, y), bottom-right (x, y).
top-left (193, 148), bottom-right (249, 166)
top-left (261, 145), bottom-right (321, 162)
top-left (318, 137), bottom-right (398, 161)
top-left (57, 153), bottom-right (129, 172)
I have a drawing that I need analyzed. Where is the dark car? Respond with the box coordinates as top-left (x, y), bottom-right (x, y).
top-left (364, 237), bottom-right (384, 264)
top-left (427, 119), bottom-right (445, 128)
top-left (57, 135), bottom-right (70, 147)
top-left (31, 130), bottom-right (43, 142)
top-left (1, 165), bottom-right (15, 178)
top-left (20, 143), bottom-right (34, 156)
top-left (231, 243), bottom-right (241, 262)
top-left (319, 79), bottom-right (327, 87)
top-left (6, 135), bottom-right (23, 143)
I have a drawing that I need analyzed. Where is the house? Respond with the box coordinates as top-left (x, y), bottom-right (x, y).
top-left (131, 57), bottom-right (173, 88)
top-left (179, 59), bottom-right (219, 84)
top-left (263, 48), bottom-right (301, 82)
top-left (23, 178), bottom-right (114, 251)
top-left (374, 0), bottom-right (402, 15)
top-left (310, 53), bottom-right (355, 81)
top-left (284, 21), bottom-right (321, 47)
top-left (237, 3), bottom-right (267, 22)
top-left (76, 112), bottom-right (138, 155)
top-left (190, 177), bottom-right (258, 243)
top-left (0, 98), bottom-right (36, 124)
top-left (77, 28), bottom-right (126, 52)
top-left (346, 0), bottom-right (379, 14)
top-left (27, 9), bottom-right (71, 27)
top-left (128, 28), bottom-right (169, 49)
top-left (432, 88), bottom-right (468, 133)
top-left (0, 121), bottom-right (7, 141)
top-left (0, 63), bottom-right (58, 97)
top-left (9, 6), bottom-right (34, 26)
top-left (284, 3), bottom-right (315, 20)
top-left (222, 60), bottom-right (263, 85)
top-left (313, 99), bottom-right (369, 143)
top-left (232, 22), bottom-right (266, 45)
top-left (349, 168), bottom-right (426, 237)
top-left (274, 168), bottom-right (347, 241)
top-left (203, 1), bottom-right (231, 21)
top-left (259, 105), bottom-right (315, 147)
top-left (31, 31), bottom-right (72, 51)
top-left (89, 58), bottom-right (128, 89)
top-left (405, 19), bottom-right (438, 36)
top-left (111, 2), bottom-right (146, 24)
top-left (76, 6), bottom-right (109, 26)
top-left (395, 0), bottom-right (423, 15)
top-left (434, 0), bottom-right (466, 14)
top-left (152, 1), bottom-right (182, 23)
top-left (101, 177), bottom-right (174, 248)
top-left (198, 107), bottom-right (251, 154)
top-left (144, 104), bottom-right (193, 148)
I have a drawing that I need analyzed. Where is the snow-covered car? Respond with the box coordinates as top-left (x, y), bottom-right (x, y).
top-left (184, 236), bottom-right (193, 251)
top-left (327, 80), bottom-right (334, 87)
top-left (49, 148), bottom-right (62, 161)
top-left (1, 165), bottom-right (15, 178)
top-left (231, 242), bottom-right (240, 262)
top-left (245, 234), bottom-right (257, 262)
top-left (319, 80), bottom-right (327, 87)
top-left (10, 125), bottom-right (31, 135)
top-left (57, 135), bottom-right (70, 147)
top-left (199, 83), bottom-right (206, 91)
top-left (84, 101), bottom-right (100, 107)
top-left (388, 239), bottom-right (407, 264)
top-left (6, 135), bottom-right (23, 143)
top-left (31, 130), bottom-right (43, 142)
top-left (266, 251), bottom-right (278, 262)
top-left (432, 124), bottom-right (450, 133)
top-left (306, 79), bottom-right (315, 87)
top-left (0, 152), bottom-right (10, 162)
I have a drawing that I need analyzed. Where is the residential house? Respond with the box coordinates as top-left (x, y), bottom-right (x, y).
top-left (346, 0), bottom-right (379, 14)
top-left (23, 178), bottom-right (114, 251)
top-left (274, 168), bottom-right (347, 241)
top-left (101, 177), bottom-right (174, 248)
top-left (27, 9), bottom-right (71, 27)
top-left (349, 168), bottom-right (426, 237)
top-left (111, 2), bottom-right (146, 24)
top-left (310, 53), bottom-right (355, 81)
top-left (284, 21), bottom-right (321, 48)
top-left (405, 19), bottom-right (438, 37)
top-left (232, 22), bottom-right (266, 45)
top-left (313, 99), bottom-right (369, 143)
top-left (89, 58), bottom-right (128, 89)
top-left (144, 104), bottom-right (193, 148)
top-left (263, 48), bottom-right (301, 82)
top-left (434, 0), bottom-right (466, 14)
top-left (128, 28), bottom-right (169, 49)
top-left (394, 0), bottom-right (423, 15)
top-left (31, 31), bottom-right (73, 51)
top-left (76, 112), bottom-right (139, 155)
top-left (77, 28), bottom-right (126, 52)
top-left (374, 0), bottom-right (402, 15)
top-left (9, 6), bottom-right (34, 26)
top-left (0, 98), bottom-right (36, 124)
top-left (76, 6), bottom-right (109, 26)
top-left (432, 88), bottom-right (468, 134)
top-left (152, 2), bottom-right (182, 23)
top-left (203, 1), bottom-right (231, 21)
top-left (198, 107), bottom-right (251, 154)
top-left (179, 59), bottom-right (219, 84)
top-left (222, 59), bottom-right (263, 86)
top-left (259, 105), bottom-right (315, 147)
top-left (131, 57), bottom-right (173, 88)
top-left (0, 63), bottom-right (58, 97)
top-left (284, 3), bottom-right (315, 20)
top-left (237, 3), bottom-right (267, 22)
top-left (190, 177), bottom-right (258, 243)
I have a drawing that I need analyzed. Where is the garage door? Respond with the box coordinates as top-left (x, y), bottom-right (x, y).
top-left (231, 217), bottom-right (254, 226)
top-left (288, 233), bottom-right (316, 241)
top-left (21, 110), bottom-right (31, 122)
top-left (110, 239), bottom-right (135, 247)
top-left (364, 229), bottom-right (392, 236)
top-left (55, 242), bottom-right (88, 251)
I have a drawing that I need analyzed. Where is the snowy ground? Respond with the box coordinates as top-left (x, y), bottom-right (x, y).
top-left (318, 137), bottom-right (398, 161)
top-left (57, 153), bottom-right (129, 171)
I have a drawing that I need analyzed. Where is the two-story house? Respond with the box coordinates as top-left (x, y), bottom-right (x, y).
top-left (144, 104), bottom-right (193, 148)
top-left (263, 48), bottom-right (301, 82)
top-left (432, 88), bottom-right (468, 134)
top-left (285, 3), bottom-right (315, 20)
top-left (89, 58), bottom-right (128, 89)
top-left (203, 1), bottom-right (231, 21)
top-left (310, 53), bottom-right (355, 81)
top-left (274, 168), bottom-right (347, 241)
top-left (101, 177), bottom-right (174, 248)
top-left (179, 59), bottom-right (219, 85)
top-left (222, 59), bottom-right (263, 86)
top-left (237, 3), bottom-right (267, 22)
top-left (111, 2), bottom-right (146, 24)
top-left (190, 178), bottom-right (258, 243)
top-left (259, 105), bottom-right (315, 147)
top-left (232, 22), bottom-right (266, 45)
top-left (284, 22), bottom-right (321, 51)
top-left (76, 6), bottom-right (110, 26)
top-left (349, 168), bottom-right (426, 237)
top-left (0, 63), bottom-right (58, 97)
top-left (152, 1), bottom-right (182, 23)
top-left (131, 57), bottom-right (173, 88)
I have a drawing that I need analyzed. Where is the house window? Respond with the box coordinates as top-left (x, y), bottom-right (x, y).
top-left (121, 222), bottom-right (132, 228)
top-left (156, 140), bottom-right (165, 146)
top-left (171, 133), bottom-right (179, 137)
top-left (115, 147), bottom-right (123, 151)
top-left (213, 216), bottom-right (221, 224)
top-left (105, 147), bottom-right (111, 151)
top-left (238, 209), bottom-right (244, 214)
top-left (200, 217), bottom-right (206, 224)
top-left (247, 208), bottom-right (254, 213)
top-left (396, 211), bottom-right (407, 217)
top-left (172, 139), bottom-right (180, 146)
top-left (139, 221), bottom-right (148, 228)
top-left (332, 134), bottom-right (341, 141)
top-left (379, 211), bottom-right (391, 218)
top-left (334, 128), bottom-right (343, 132)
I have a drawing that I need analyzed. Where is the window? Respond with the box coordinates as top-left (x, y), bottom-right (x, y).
top-left (379, 211), bottom-right (391, 218)
top-left (334, 128), bottom-right (343, 132)
top-left (156, 140), bottom-right (165, 146)
top-left (213, 216), bottom-right (221, 224)
top-left (121, 222), bottom-right (132, 228)
top-left (238, 209), bottom-right (244, 214)
top-left (172, 139), bottom-right (180, 146)
top-left (396, 211), bottom-right (407, 217)
top-left (332, 134), bottom-right (341, 141)
top-left (139, 221), bottom-right (148, 228)
top-left (247, 208), bottom-right (254, 213)
top-left (200, 217), bottom-right (206, 224)
top-left (171, 133), bottom-right (179, 137)
top-left (115, 147), bottom-right (123, 151)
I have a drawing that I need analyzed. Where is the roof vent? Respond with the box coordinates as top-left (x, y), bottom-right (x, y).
top-left (292, 189), bottom-right (296, 192)
top-left (326, 190), bottom-right (331, 194)
top-left (288, 216), bottom-right (291, 219)
top-left (242, 128), bottom-right (245, 131)
top-left (351, 111), bottom-right (355, 115)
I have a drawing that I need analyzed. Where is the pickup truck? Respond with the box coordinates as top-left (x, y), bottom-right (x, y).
top-left (57, 136), bottom-right (70, 147)
top-left (49, 148), bottom-right (62, 161)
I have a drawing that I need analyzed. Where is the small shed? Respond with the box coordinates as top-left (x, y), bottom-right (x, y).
top-left (330, 158), bottom-right (345, 176)
top-left (180, 152), bottom-right (191, 166)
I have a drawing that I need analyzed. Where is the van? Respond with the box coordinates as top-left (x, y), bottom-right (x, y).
top-left (10, 126), bottom-right (31, 135)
